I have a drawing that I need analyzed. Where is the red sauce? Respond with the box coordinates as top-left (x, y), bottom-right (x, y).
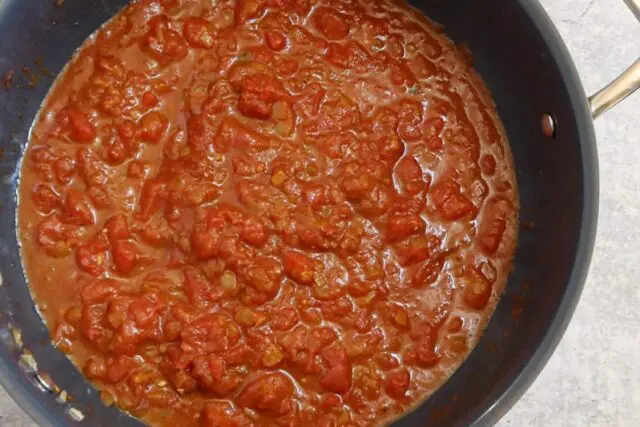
top-left (18, 0), bottom-right (518, 425)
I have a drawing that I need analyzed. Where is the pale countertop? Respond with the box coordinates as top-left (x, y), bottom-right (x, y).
top-left (1, 0), bottom-right (639, 426)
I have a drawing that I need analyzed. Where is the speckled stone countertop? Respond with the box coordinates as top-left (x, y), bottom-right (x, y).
top-left (0, 0), bottom-right (638, 426)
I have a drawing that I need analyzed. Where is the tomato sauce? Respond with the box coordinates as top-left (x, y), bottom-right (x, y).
top-left (17, 0), bottom-right (518, 425)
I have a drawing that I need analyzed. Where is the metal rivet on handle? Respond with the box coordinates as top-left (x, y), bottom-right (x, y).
top-left (541, 113), bottom-right (556, 138)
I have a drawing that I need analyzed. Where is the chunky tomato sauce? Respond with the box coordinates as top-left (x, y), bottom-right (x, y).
top-left (18, 0), bottom-right (518, 425)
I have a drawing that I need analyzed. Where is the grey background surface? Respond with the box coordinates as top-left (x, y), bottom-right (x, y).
top-left (1, 0), bottom-right (639, 425)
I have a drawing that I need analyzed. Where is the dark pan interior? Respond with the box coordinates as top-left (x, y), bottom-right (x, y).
top-left (0, 0), bottom-right (597, 426)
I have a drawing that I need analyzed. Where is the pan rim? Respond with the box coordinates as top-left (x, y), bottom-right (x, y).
top-left (469, 0), bottom-right (599, 425)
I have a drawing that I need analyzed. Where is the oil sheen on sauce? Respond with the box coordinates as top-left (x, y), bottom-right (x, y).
top-left (18, 0), bottom-right (519, 426)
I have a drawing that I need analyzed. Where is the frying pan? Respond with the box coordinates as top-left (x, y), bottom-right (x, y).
top-left (0, 0), bottom-right (638, 426)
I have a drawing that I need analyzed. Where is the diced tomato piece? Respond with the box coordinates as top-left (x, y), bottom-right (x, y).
top-left (441, 193), bottom-right (476, 220)
top-left (129, 293), bottom-right (166, 327)
top-left (36, 216), bottom-right (81, 257)
top-left (480, 154), bottom-right (497, 176)
top-left (386, 212), bottom-right (423, 242)
top-left (87, 186), bottom-right (111, 209)
top-left (54, 156), bottom-right (76, 184)
top-left (80, 303), bottom-right (107, 343)
top-left (112, 240), bottom-right (138, 275)
top-left (144, 18), bottom-right (188, 63)
top-left (139, 111), bottom-right (169, 143)
top-left (241, 216), bottom-right (267, 246)
top-left (320, 393), bottom-right (342, 409)
top-left (105, 356), bottom-right (139, 384)
top-left (385, 368), bottom-right (410, 398)
top-left (57, 108), bottom-right (96, 143)
top-left (181, 312), bottom-right (241, 354)
top-left (105, 214), bottom-right (130, 242)
top-left (341, 172), bottom-right (376, 201)
top-left (191, 355), bottom-right (226, 389)
top-left (183, 18), bottom-right (215, 49)
top-left (265, 30), bottom-right (286, 51)
top-left (396, 156), bottom-right (422, 183)
top-left (423, 116), bottom-right (445, 140)
top-left (81, 278), bottom-right (120, 303)
top-left (430, 179), bottom-right (457, 209)
top-left (282, 250), bottom-right (315, 284)
top-left (323, 364), bottom-right (352, 394)
top-left (215, 117), bottom-right (269, 153)
top-left (462, 273), bottom-right (493, 310)
top-left (118, 120), bottom-right (136, 141)
top-left (412, 255), bottom-right (445, 288)
top-left (76, 231), bottom-right (110, 276)
top-left (320, 354), bottom-right (352, 394)
top-left (237, 372), bottom-right (294, 415)
top-left (137, 179), bottom-right (167, 220)
top-left (183, 268), bottom-right (214, 308)
top-left (191, 230), bottom-right (218, 260)
top-left (83, 357), bottom-right (107, 380)
top-left (237, 73), bottom-right (289, 119)
top-left (244, 257), bottom-right (282, 295)
top-left (142, 91), bottom-right (158, 108)
top-left (326, 41), bottom-right (371, 72)
top-left (409, 322), bottom-right (440, 367)
top-left (235, 0), bottom-right (266, 26)
top-left (395, 156), bottom-right (426, 195)
top-left (159, 0), bottom-right (180, 9)
top-left (271, 306), bottom-right (299, 331)
top-left (322, 346), bottom-right (349, 367)
top-left (397, 100), bottom-right (423, 141)
top-left (201, 400), bottom-right (251, 427)
top-left (478, 197), bottom-right (513, 254)
top-left (186, 114), bottom-right (215, 151)
top-left (32, 184), bottom-right (61, 214)
top-left (313, 8), bottom-right (349, 40)
top-left (77, 147), bottom-right (108, 187)
top-left (395, 234), bottom-right (440, 266)
top-left (430, 179), bottom-right (477, 220)
top-left (61, 189), bottom-right (94, 226)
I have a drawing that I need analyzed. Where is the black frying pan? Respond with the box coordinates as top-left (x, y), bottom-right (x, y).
top-left (0, 0), bottom-right (638, 425)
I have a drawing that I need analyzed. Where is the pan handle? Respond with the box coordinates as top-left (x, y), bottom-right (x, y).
top-left (588, 0), bottom-right (640, 118)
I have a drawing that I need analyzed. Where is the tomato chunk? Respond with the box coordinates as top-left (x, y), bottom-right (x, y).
top-left (430, 179), bottom-right (477, 220)
top-left (265, 30), bottom-right (286, 51)
top-left (283, 250), bottom-right (316, 285)
top-left (385, 368), bottom-right (411, 398)
top-left (57, 108), bottom-right (96, 143)
top-left (32, 184), bottom-right (61, 213)
top-left (139, 111), bottom-right (169, 143)
top-left (313, 8), bottom-right (350, 40)
top-left (237, 73), bottom-right (289, 119)
top-left (183, 18), bottom-right (215, 48)
top-left (478, 197), bottom-right (514, 254)
top-left (181, 313), bottom-right (241, 354)
top-left (76, 231), bottom-right (110, 276)
top-left (144, 18), bottom-right (188, 63)
top-left (237, 373), bottom-right (294, 415)
top-left (105, 214), bottom-right (130, 241)
top-left (61, 189), bottom-right (94, 226)
top-left (386, 212), bottom-right (424, 242)
top-left (112, 240), bottom-right (138, 275)
top-left (201, 401), bottom-right (251, 427)
top-left (396, 156), bottom-right (427, 195)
